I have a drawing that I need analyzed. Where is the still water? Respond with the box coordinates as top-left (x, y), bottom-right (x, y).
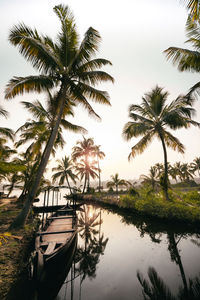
top-left (47, 204), bottom-right (200, 300)
top-left (9, 203), bottom-right (200, 300)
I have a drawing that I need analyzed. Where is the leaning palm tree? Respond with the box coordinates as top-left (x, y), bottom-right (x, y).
top-left (123, 86), bottom-right (200, 200)
top-left (52, 156), bottom-right (77, 194)
top-left (6, 4), bottom-right (113, 228)
top-left (164, 17), bottom-right (200, 96)
top-left (106, 173), bottom-right (128, 193)
top-left (16, 93), bottom-right (86, 160)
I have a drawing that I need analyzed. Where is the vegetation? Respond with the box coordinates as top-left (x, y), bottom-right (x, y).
top-left (123, 86), bottom-right (200, 201)
top-left (165, 16), bottom-right (200, 96)
top-left (106, 173), bottom-right (128, 193)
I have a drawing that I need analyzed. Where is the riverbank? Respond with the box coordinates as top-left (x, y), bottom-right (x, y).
top-left (78, 190), bottom-right (200, 228)
top-left (0, 198), bottom-right (38, 300)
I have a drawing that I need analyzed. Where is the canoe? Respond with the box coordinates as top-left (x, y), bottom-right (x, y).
top-left (33, 206), bottom-right (77, 282)
top-left (36, 233), bottom-right (77, 300)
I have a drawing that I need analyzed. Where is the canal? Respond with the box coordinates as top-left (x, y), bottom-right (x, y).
top-left (9, 203), bottom-right (200, 300)
top-left (52, 204), bottom-right (200, 300)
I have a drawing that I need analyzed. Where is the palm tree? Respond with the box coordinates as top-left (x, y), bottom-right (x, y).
top-left (16, 93), bottom-right (86, 160)
top-left (94, 145), bottom-right (105, 192)
top-left (122, 86), bottom-right (200, 200)
top-left (191, 157), bottom-right (200, 177)
top-left (6, 4), bottom-right (113, 228)
top-left (106, 173), bottom-right (128, 193)
top-left (180, 162), bottom-right (194, 181)
top-left (4, 173), bottom-right (22, 197)
top-left (52, 156), bottom-right (77, 194)
top-left (140, 166), bottom-right (160, 192)
top-left (164, 17), bottom-right (200, 96)
top-left (72, 137), bottom-right (97, 192)
top-left (76, 158), bottom-right (98, 193)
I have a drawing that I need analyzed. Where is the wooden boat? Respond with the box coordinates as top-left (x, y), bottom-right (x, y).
top-left (33, 206), bottom-right (77, 282)
top-left (36, 233), bottom-right (77, 300)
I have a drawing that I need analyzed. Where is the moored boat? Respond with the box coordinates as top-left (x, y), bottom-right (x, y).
top-left (33, 205), bottom-right (77, 282)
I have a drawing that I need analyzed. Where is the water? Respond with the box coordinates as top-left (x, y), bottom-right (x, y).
top-left (9, 203), bottom-right (200, 300)
top-left (51, 204), bottom-right (200, 300)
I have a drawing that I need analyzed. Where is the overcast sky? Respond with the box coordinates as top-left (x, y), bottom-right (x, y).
top-left (1, 0), bottom-right (200, 181)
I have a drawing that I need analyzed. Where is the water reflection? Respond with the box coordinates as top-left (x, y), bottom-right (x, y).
top-left (137, 267), bottom-right (200, 300)
top-left (56, 205), bottom-right (109, 299)
top-left (8, 204), bottom-right (200, 300)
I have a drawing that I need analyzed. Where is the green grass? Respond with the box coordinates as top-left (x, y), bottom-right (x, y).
top-left (118, 189), bottom-right (200, 223)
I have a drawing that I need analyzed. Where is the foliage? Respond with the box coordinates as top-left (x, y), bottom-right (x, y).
top-left (118, 187), bottom-right (200, 223)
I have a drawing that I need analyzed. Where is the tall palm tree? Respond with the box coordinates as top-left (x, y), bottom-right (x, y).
top-left (52, 156), bottom-right (77, 194)
top-left (122, 86), bottom-right (200, 200)
top-left (164, 17), bottom-right (200, 96)
top-left (6, 4), bottom-right (113, 228)
top-left (94, 145), bottom-right (105, 192)
top-left (106, 173), bottom-right (128, 193)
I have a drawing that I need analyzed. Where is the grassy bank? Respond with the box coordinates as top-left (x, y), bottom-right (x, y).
top-left (0, 198), bottom-right (38, 300)
top-left (80, 188), bottom-right (200, 226)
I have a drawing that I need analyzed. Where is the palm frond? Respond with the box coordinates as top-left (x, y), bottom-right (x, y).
top-left (60, 119), bottom-right (87, 134)
top-left (9, 23), bottom-right (60, 73)
top-left (123, 122), bottom-right (153, 140)
top-left (128, 131), bottom-right (155, 160)
top-left (164, 47), bottom-right (200, 72)
top-left (77, 58), bottom-right (112, 72)
top-left (5, 76), bottom-right (54, 99)
top-left (163, 130), bottom-right (185, 153)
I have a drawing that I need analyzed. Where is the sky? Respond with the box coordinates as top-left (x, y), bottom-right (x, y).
top-left (0, 0), bottom-right (200, 182)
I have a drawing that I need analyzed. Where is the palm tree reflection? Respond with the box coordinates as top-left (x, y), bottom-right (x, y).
top-left (137, 267), bottom-right (200, 300)
top-left (75, 205), bottom-right (108, 284)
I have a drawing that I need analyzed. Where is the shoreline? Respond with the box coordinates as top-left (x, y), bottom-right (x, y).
top-left (77, 193), bottom-right (200, 232)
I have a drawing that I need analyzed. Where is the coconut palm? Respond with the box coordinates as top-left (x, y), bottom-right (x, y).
top-left (140, 166), bottom-right (160, 191)
top-left (76, 158), bottom-right (98, 193)
top-left (52, 156), bottom-right (77, 194)
top-left (106, 173), bottom-right (128, 193)
top-left (94, 145), bottom-right (105, 192)
top-left (16, 93), bottom-right (86, 160)
top-left (191, 157), bottom-right (200, 177)
top-left (72, 137), bottom-right (97, 192)
top-left (180, 162), bottom-right (194, 181)
top-left (6, 4), bottom-right (113, 228)
top-left (123, 86), bottom-right (200, 200)
top-left (164, 17), bottom-right (200, 96)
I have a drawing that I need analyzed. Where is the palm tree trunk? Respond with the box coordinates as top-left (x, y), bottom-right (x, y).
top-left (82, 175), bottom-right (87, 194)
top-left (10, 86), bottom-right (67, 229)
top-left (87, 173), bottom-right (90, 192)
top-left (169, 233), bottom-right (188, 297)
top-left (98, 159), bottom-right (101, 192)
top-left (66, 176), bottom-right (72, 194)
top-left (159, 132), bottom-right (169, 201)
